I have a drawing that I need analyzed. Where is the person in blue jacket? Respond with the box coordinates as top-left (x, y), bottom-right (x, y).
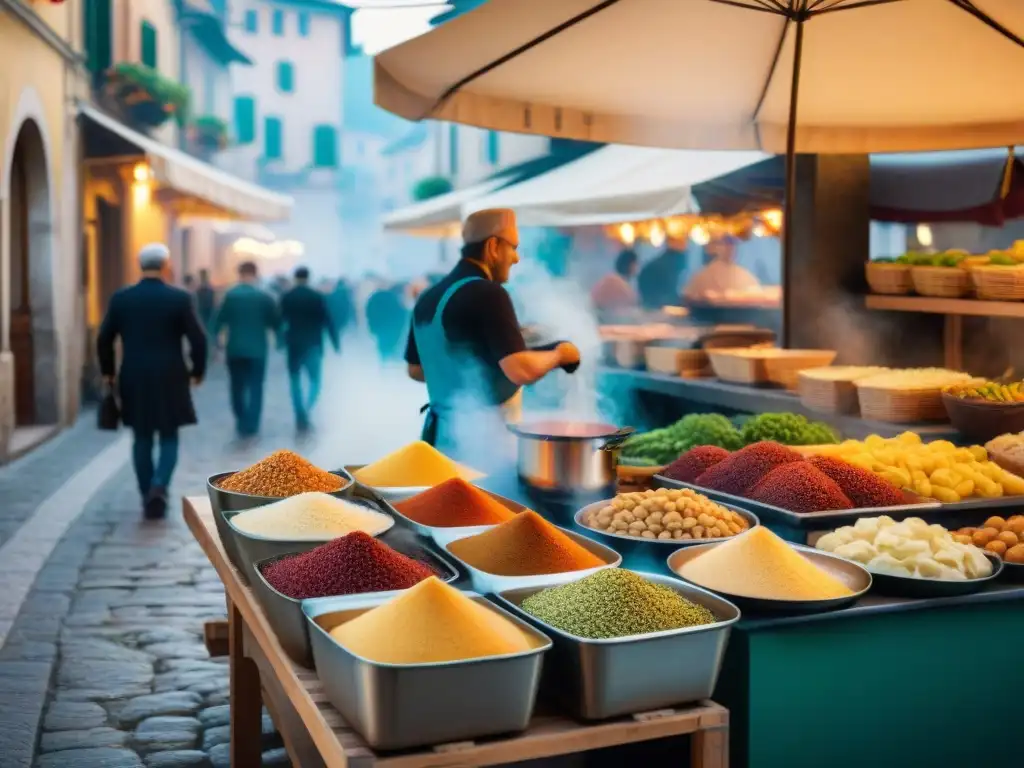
top-left (214, 261), bottom-right (280, 438)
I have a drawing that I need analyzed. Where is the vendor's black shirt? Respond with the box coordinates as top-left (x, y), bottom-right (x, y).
top-left (404, 260), bottom-right (526, 405)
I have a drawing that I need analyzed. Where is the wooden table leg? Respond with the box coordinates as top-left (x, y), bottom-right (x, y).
top-left (691, 726), bottom-right (729, 768)
top-left (229, 600), bottom-right (264, 768)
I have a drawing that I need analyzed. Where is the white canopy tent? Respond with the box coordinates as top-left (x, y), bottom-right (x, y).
top-left (380, 178), bottom-right (505, 237)
top-left (462, 146), bottom-right (769, 226)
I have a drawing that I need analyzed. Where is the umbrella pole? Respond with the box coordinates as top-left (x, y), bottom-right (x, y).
top-left (782, 13), bottom-right (806, 349)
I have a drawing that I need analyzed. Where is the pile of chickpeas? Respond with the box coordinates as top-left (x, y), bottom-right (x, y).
top-left (582, 487), bottom-right (750, 541)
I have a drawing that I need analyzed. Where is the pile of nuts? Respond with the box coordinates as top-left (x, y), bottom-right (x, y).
top-left (582, 487), bottom-right (750, 541)
top-left (952, 515), bottom-right (1024, 563)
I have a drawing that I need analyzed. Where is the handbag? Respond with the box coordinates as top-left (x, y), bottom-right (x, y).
top-left (97, 386), bottom-right (121, 431)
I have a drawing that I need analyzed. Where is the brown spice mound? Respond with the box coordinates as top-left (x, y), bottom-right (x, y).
top-left (748, 462), bottom-right (853, 513)
top-left (808, 455), bottom-right (906, 508)
top-left (217, 450), bottom-right (346, 497)
top-left (664, 446), bottom-right (731, 483)
top-left (695, 441), bottom-right (803, 495)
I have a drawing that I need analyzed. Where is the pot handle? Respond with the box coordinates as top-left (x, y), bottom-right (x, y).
top-left (600, 426), bottom-right (635, 451)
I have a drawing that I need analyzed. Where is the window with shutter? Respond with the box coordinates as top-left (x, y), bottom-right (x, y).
top-left (298, 12), bottom-right (310, 36)
top-left (276, 61), bottom-right (294, 93)
top-left (265, 117), bottom-right (283, 160)
top-left (312, 125), bottom-right (337, 168)
top-left (449, 125), bottom-right (458, 176)
top-left (244, 9), bottom-right (258, 33)
top-left (272, 9), bottom-right (285, 36)
top-left (234, 96), bottom-right (256, 144)
top-left (487, 131), bottom-right (500, 165)
top-left (140, 20), bottom-right (158, 68)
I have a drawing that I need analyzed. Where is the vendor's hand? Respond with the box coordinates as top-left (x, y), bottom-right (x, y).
top-left (556, 342), bottom-right (581, 373)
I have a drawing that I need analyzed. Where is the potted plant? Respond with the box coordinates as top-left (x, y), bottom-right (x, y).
top-left (190, 115), bottom-right (228, 152)
top-left (105, 62), bottom-right (190, 130)
top-left (411, 176), bottom-right (453, 201)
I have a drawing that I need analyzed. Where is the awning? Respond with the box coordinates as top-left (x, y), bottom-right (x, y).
top-left (464, 146), bottom-right (769, 226)
top-left (79, 103), bottom-right (292, 222)
top-left (381, 178), bottom-right (505, 237)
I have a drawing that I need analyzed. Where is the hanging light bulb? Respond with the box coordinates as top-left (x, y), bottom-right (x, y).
top-left (665, 217), bottom-right (687, 239)
top-left (762, 208), bottom-right (783, 231)
top-left (691, 224), bottom-right (710, 246)
top-left (916, 223), bottom-right (934, 248)
top-left (618, 222), bottom-right (636, 246)
top-left (752, 222), bottom-right (768, 238)
top-left (649, 221), bottom-right (666, 248)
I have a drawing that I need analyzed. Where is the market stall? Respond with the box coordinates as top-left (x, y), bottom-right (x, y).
top-left (190, 425), bottom-right (1024, 768)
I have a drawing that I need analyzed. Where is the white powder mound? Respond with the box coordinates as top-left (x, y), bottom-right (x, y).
top-left (231, 492), bottom-right (392, 540)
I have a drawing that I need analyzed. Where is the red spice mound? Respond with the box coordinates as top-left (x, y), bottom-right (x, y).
top-left (748, 462), bottom-right (854, 513)
top-left (261, 532), bottom-right (436, 600)
top-left (664, 446), bottom-right (731, 483)
top-left (808, 456), bottom-right (907, 508)
top-left (394, 478), bottom-right (516, 527)
top-left (695, 441), bottom-right (803, 495)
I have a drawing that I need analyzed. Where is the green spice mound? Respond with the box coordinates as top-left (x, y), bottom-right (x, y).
top-left (520, 569), bottom-right (717, 640)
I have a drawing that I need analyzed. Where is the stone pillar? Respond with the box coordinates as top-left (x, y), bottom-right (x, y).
top-left (785, 154), bottom-right (943, 367)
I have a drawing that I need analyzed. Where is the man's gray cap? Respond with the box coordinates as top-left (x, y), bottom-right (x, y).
top-left (139, 243), bottom-right (170, 270)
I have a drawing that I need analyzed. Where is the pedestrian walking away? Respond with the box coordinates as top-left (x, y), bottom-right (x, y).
top-left (214, 261), bottom-right (280, 438)
top-left (280, 266), bottom-right (340, 431)
top-left (366, 282), bottom-right (410, 363)
top-left (194, 267), bottom-right (219, 356)
top-left (96, 242), bottom-right (207, 519)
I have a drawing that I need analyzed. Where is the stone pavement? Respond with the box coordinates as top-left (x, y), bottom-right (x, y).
top-left (0, 348), bottom-right (425, 768)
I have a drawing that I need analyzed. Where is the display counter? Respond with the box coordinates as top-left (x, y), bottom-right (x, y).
top-left (479, 471), bottom-right (1024, 768)
top-left (599, 366), bottom-right (960, 441)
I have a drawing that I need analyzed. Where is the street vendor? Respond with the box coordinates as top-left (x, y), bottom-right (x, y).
top-left (683, 233), bottom-right (761, 301)
top-left (405, 209), bottom-right (580, 461)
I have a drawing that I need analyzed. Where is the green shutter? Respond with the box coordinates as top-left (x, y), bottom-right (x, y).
top-left (487, 131), bottom-right (499, 164)
top-left (265, 117), bottom-right (283, 160)
top-left (277, 62), bottom-right (294, 93)
top-left (272, 10), bottom-right (284, 35)
top-left (140, 20), bottom-right (158, 69)
top-left (449, 125), bottom-right (458, 176)
top-left (234, 96), bottom-right (255, 144)
top-left (313, 125), bottom-right (337, 168)
top-left (84, 0), bottom-right (112, 80)
top-left (298, 12), bottom-right (310, 36)
top-left (244, 9), bottom-right (258, 33)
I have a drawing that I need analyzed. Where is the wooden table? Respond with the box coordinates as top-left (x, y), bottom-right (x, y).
top-left (184, 496), bottom-right (730, 768)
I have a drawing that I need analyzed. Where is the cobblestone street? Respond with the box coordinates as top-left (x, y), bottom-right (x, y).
top-left (0, 350), bottom-right (424, 768)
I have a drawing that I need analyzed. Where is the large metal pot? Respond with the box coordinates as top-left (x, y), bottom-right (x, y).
top-left (508, 421), bottom-right (634, 493)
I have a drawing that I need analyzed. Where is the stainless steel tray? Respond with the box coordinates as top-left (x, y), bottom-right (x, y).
top-left (1001, 560), bottom-right (1024, 583)
top-left (495, 572), bottom-right (739, 720)
top-left (654, 474), bottom-right (942, 530)
top-left (573, 498), bottom-right (759, 559)
top-left (862, 553), bottom-right (1003, 598)
top-left (384, 487), bottom-right (529, 547)
top-left (441, 526), bottom-right (622, 594)
top-left (668, 541), bottom-right (872, 614)
top-left (207, 468), bottom-right (355, 571)
top-left (251, 541), bottom-right (460, 668)
top-left (302, 590), bottom-right (551, 750)
top-left (225, 497), bottom-right (393, 585)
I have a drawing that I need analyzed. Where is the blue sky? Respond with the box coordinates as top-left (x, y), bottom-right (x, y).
top-left (350, 1), bottom-right (449, 54)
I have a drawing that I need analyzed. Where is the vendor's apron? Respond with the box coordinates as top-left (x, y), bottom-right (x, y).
top-left (415, 277), bottom-right (521, 467)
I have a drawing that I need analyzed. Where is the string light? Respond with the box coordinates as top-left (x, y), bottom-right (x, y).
top-left (648, 221), bottom-right (665, 248)
top-left (762, 209), bottom-right (783, 230)
top-left (916, 224), bottom-right (933, 248)
top-left (617, 222), bottom-right (636, 246)
top-left (690, 224), bottom-right (710, 246)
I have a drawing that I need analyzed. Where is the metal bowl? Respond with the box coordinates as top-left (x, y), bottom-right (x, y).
top-left (207, 468), bottom-right (355, 571)
top-left (250, 542), bottom-right (460, 668)
top-left (387, 488), bottom-right (529, 548)
top-left (667, 541), bottom-right (872, 614)
top-left (864, 553), bottom-right (1003, 598)
top-left (442, 526), bottom-right (622, 594)
top-left (301, 590), bottom-right (551, 750)
top-left (495, 572), bottom-right (739, 720)
top-left (225, 498), bottom-right (393, 585)
top-left (573, 498), bottom-right (759, 558)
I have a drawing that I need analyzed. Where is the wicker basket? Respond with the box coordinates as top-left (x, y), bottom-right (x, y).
top-left (644, 345), bottom-right (710, 377)
top-left (798, 375), bottom-right (861, 415)
top-left (971, 266), bottom-right (1024, 301)
top-left (865, 262), bottom-right (913, 295)
top-left (911, 266), bottom-right (971, 298)
top-left (856, 385), bottom-right (951, 423)
top-left (709, 348), bottom-right (837, 390)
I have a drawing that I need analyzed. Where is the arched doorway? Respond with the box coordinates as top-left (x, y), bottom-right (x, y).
top-left (8, 119), bottom-right (58, 427)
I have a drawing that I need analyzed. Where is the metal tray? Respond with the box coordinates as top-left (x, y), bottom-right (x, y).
top-left (573, 499), bottom-right (760, 559)
top-left (385, 487), bottom-right (529, 548)
top-left (250, 541), bottom-right (460, 668)
top-left (302, 590), bottom-right (551, 750)
top-left (207, 468), bottom-right (355, 571)
top-left (225, 497), bottom-right (394, 585)
top-left (862, 553), bottom-right (1003, 598)
top-left (1000, 560), bottom-right (1024, 583)
top-left (495, 572), bottom-right (739, 720)
top-left (345, 463), bottom-right (485, 503)
top-left (442, 526), bottom-right (622, 594)
top-left (653, 474), bottom-right (942, 530)
top-left (667, 541), bottom-right (872, 614)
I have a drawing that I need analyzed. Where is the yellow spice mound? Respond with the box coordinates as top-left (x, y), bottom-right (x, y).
top-left (329, 577), bottom-right (534, 663)
top-left (678, 527), bottom-right (853, 601)
top-left (353, 441), bottom-right (483, 488)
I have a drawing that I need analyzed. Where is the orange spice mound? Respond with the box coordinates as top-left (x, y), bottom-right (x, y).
top-left (218, 450), bottom-right (346, 497)
top-left (394, 478), bottom-right (517, 527)
top-left (448, 511), bottom-right (605, 576)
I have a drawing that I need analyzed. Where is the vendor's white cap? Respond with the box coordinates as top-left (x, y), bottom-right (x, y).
top-left (139, 242), bottom-right (170, 270)
top-left (462, 208), bottom-right (517, 245)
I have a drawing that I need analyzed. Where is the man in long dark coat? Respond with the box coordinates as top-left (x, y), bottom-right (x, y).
top-left (98, 243), bottom-right (207, 519)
